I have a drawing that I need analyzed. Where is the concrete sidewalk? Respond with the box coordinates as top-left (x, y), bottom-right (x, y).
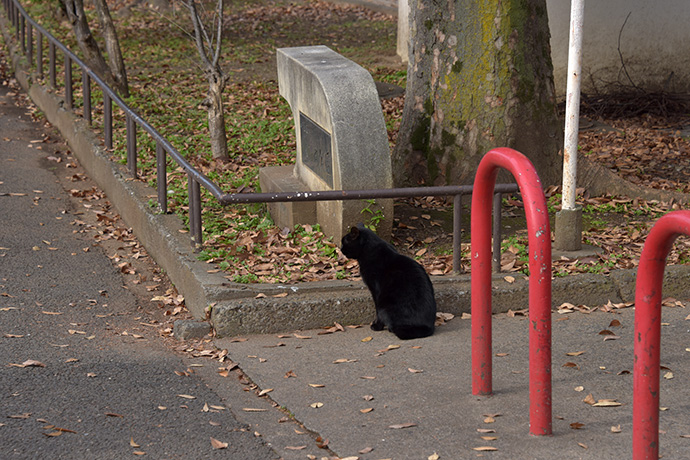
top-left (215, 304), bottom-right (690, 459)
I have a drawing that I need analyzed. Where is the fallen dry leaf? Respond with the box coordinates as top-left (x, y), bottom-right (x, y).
top-left (315, 436), bottom-right (329, 449)
top-left (389, 422), bottom-right (417, 429)
top-left (210, 437), bottom-right (228, 449)
top-left (473, 446), bottom-right (498, 451)
top-left (9, 359), bottom-right (45, 368)
top-left (570, 422), bottom-right (585, 429)
top-left (592, 399), bottom-right (623, 407)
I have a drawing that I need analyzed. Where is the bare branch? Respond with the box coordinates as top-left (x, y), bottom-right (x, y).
top-left (617, 12), bottom-right (640, 92)
top-left (212, 0), bottom-right (224, 68)
top-left (187, 0), bottom-right (213, 71)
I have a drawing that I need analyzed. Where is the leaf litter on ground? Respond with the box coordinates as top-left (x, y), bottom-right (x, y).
top-left (18, 0), bottom-right (690, 286)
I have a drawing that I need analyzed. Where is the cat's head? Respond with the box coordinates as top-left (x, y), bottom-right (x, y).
top-left (340, 223), bottom-right (370, 259)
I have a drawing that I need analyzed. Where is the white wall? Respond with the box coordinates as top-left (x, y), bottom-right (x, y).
top-left (547, 0), bottom-right (690, 97)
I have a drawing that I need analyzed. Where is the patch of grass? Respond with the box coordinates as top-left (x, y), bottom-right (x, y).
top-left (16, 1), bottom-right (403, 283)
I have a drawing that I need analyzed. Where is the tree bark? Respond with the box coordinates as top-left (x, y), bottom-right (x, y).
top-left (93, 0), bottom-right (129, 97)
top-left (393, 0), bottom-right (563, 187)
top-left (207, 73), bottom-right (229, 160)
top-left (188, 0), bottom-right (229, 161)
top-left (61, 0), bottom-right (128, 97)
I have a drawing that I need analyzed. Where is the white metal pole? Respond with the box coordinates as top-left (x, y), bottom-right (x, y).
top-left (561, 0), bottom-right (585, 211)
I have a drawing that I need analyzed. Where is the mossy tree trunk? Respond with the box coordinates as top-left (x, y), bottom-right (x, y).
top-left (393, 0), bottom-right (562, 187)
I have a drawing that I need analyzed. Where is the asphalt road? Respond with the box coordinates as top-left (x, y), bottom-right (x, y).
top-left (0, 77), bottom-right (284, 459)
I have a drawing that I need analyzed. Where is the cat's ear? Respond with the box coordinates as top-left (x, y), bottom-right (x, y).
top-left (349, 225), bottom-right (360, 238)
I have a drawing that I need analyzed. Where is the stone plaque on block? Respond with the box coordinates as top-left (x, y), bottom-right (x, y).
top-left (299, 112), bottom-right (333, 188)
top-left (260, 45), bottom-right (393, 242)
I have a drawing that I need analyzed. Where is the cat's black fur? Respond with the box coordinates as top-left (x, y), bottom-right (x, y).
top-left (340, 223), bottom-right (436, 340)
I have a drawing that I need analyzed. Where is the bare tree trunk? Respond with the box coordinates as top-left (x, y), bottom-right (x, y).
top-left (208, 73), bottom-right (228, 160)
top-left (187, 0), bottom-right (229, 161)
top-left (93, 0), bottom-right (129, 97)
top-left (393, 0), bottom-right (562, 187)
top-left (61, 0), bottom-right (128, 97)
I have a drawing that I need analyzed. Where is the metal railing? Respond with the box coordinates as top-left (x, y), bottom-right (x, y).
top-left (2, 0), bottom-right (520, 273)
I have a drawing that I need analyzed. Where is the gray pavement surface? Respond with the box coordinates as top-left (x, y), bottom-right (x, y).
top-left (0, 80), bottom-right (283, 459)
top-left (217, 305), bottom-right (690, 460)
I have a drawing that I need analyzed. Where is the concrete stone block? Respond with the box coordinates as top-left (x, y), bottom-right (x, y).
top-left (259, 165), bottom-right (316, 230)
top-left (554, 205), bottom-right (583, 251)
top-left (272, 45), bottom-right (393, 242)
top-left (173, 320), bottom-right (211, 340)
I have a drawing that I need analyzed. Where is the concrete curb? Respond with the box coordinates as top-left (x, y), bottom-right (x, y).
top-left (3, 16), bottom-right (690, 338)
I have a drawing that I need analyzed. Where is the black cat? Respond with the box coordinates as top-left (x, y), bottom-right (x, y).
top-left (340, 223), bottom-right (436, 340)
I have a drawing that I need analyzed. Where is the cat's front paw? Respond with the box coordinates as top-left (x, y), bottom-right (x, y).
top-left (370, 321), bottom-right (384, 331)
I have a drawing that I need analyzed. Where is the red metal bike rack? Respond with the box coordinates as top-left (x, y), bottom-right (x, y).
top-left (471, 148), bottom-right (552, 436)
top-left (633, 210), bottom-right (690, 459)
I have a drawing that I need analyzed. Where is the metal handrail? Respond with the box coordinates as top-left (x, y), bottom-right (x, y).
top-left (2, 0), bottom-right (521, 273)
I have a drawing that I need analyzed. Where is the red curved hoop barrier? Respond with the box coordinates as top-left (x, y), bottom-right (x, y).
top-left (633, 210), bottom-right (690, 459)
top-left (471, 148), bottom-right (553, 436)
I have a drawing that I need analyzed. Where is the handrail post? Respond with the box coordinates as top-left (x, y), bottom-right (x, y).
top-left (188, 175), bottom-right (202, 246)
top-left (156, 141), bottom-right (168, 214)
top-left (26, 21), bottom-right (32, 64)
top-left (103, 91), bottom-right (112, 149)
top-left (48, 41), bottom-right (55, 88)
top-left (36, 30), bottom-right (42, 79)
top-left (126, 114), bottom-right (137, 178)
top-left (16, 9), bottom-right (21, 44)
top-left (64, 54), bottom-right (72, 109)
top-left (82, 71), bottom-right (91, 125)
top-left (471, 147), bottom-right (552, 436)
top-left (452, 193), bottom-right (462, 272)
top-left (633, 210), bottom-right (690, 460)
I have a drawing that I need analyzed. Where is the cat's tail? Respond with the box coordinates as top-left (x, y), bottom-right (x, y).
top-left (390, 324), bottom-right (434, 340)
